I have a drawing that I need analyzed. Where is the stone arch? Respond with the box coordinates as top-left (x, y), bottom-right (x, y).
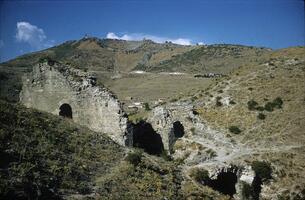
top-left (132, 120), bottom-right (164, 155)
top-left (208, 170), bottom-right (238, 197)
top-left (202, 166), bottom-right (239, 197)
top-left (172, 121), bottom-right (185, 138)
top-left (59, 103), bottom-right (72, 119)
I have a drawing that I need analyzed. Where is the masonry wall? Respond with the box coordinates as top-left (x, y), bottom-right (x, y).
top-left (20, 62), bottom-right (128, 145)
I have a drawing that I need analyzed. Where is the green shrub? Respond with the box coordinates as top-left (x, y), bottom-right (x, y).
top-left (247, 100), bottom-right (258, 110)
top-left (264, 97), bottom-right (283, 112)
top-left (257, 113), bottom-right (266, 120)
top-left (144, 102), bottom-right (151, 111)
top-left (189, 168), bottom-right (210, 183)
top-left (251, 161), bottom-right (272, 181)
top-left (38, 56), bottom-right (55, 66)
top-left (273, 97), bottom-right (283, 109)
top-left (256, 106), bottom-right (265, 111)
top-left (216, 100), bottom-right (223, 107)
top-left (229, 126), bottom-right (241, 134)
top-left (125, 150), bottom-right (143, 166)
top-left (264, 102), bottom-right (274, 112)
top-left (216, 97), bottom-right (223, 106)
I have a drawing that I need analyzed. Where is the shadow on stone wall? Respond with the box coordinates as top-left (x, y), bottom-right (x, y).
top-left (132, 120), bottom-right (164, 155)
top-left (173, 121), bottom-right (185, 138)
top-left (208, 170), bottom-right (238, 197)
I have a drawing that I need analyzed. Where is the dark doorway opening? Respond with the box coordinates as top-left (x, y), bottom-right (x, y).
top-left (173, 121), bottom-right (185, 138)
top-left (132, 120), bottom-right (164, 155)
top-left (207, 170), bottom-right (238, 197)
top-left (59, 103), bottom-right (72, 119)
top-left (251, 176), bottom-right (262, 200)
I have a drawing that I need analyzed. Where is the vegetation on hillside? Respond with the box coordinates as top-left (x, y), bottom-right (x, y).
top-left (0, 101), bottom-right (192, 199)
top-left (0, 100), bottom-right (124, 199)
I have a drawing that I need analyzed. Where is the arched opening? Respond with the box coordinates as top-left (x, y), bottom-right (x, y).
top-left (251, 176), bottom-right (262, 200)
top-left (173, 121), bottom-right (185, 138)
top-left (59, 103), bottom-right (72, 119)
top-left (132, 120), bottom-right (164, 155)
top-left (208, 170), bottom-right (238, 197)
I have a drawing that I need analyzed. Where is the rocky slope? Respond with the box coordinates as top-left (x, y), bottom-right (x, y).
top-left (0, 36), bottom-right (304, 199)
top-left (0, 101), bottom-right (193, 199)
top-left (166, 46), bottom-right (305, 200)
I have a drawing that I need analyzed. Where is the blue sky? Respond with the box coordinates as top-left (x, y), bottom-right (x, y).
top-left (0, 0), bottom-right (304, 62)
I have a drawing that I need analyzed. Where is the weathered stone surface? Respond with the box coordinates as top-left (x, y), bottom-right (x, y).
top-left (20, 61), bottom-right (128, 145)
top-left (147, 101), bottom-right (194, 153)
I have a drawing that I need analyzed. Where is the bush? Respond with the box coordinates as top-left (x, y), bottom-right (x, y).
top-left (264, 97), bottom-right (283, 112)
top-left (264, 102), bottom-right (274, 112)
top-left (256, 106), bottom-right (265, 111)
top-left (144, 103), bottom-right (151, 111)
top-left (189, 168), bottom-right (210, 184)
top-left (257, 113), bottom-right (266, 120)
top-left (38, 56), bottom-right (55, 66)
top-left (273, 97), bottom-right (283, 109)
top-left (251, 161), bottom-right (272, 181)
top-left (125, 150), bottom-right (142, 166)
top-left (229, 126), bottom-right (241, 134)
top-left (216, 96), bottom-right (223, 106)
top-left (216, 100), bottom-right (223, 107)
top-left (247, 100), bottom-right (258, 110)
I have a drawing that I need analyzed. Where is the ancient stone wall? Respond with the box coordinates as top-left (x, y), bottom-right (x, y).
top-left (20, 61), bottom-right (128, 145)
top-left (147, 102), bottom-right (195, 153)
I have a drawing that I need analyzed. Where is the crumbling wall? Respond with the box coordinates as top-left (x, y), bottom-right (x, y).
top-left (20, 62), bottom-right (128, 145)
top-left (147, 102), bottom-right (194, 153)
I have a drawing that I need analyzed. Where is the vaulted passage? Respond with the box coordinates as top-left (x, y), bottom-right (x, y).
top-left (173, 121), bottom-right (185, 138)
top-left (252, 176), bottom-right (262, 200)
top-left (205, 170), bottom-right (238, 197)
top-left (209, 171), bottom-right (238, 197)
top-left (59, 103), bottom-right (72, 118)
top-left (132, 120), bottom-right (164, 155)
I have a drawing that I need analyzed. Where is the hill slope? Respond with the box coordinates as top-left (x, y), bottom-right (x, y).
top-left (2, 101), bottom-right (227, 199)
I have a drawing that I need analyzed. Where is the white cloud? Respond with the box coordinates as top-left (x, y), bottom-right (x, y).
top-left (198, 42), bottom-right (204, 45)
top-left (16, 21), bottom-right (54, 49)
top-left (106, 32), bottom-right (192, 45)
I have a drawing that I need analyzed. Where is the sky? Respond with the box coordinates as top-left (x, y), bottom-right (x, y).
top-left (0, 0), bottom-right (304, 62)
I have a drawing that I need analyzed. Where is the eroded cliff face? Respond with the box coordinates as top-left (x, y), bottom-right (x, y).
top-left (20, 61), bottom-right (128, 145)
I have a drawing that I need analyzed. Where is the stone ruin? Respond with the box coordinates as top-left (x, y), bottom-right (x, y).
top-left (19, 61), bottom-right (193, 153)
top-left (19, 61), bottom-right (268, 199)
top-left (20, 61), bottom-right (128, 145)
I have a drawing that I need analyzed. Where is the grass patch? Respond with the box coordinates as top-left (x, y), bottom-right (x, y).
top-left (189, 168), bottom-right (210, 184)
top-left (125, 150), bottom-right (143, 166)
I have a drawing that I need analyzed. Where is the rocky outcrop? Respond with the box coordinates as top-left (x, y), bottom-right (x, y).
top-left (20, 61), bottom-right (128, 145)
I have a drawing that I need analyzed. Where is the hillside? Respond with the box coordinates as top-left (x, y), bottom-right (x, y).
top-left (1, 36), bottom-right (305, 199)
top-left (0, 37), bottom-right (270, 104)
top-left (178, 46), bottom-right (305, 199)
top-left (1, 101), bottom-right (207, 199)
